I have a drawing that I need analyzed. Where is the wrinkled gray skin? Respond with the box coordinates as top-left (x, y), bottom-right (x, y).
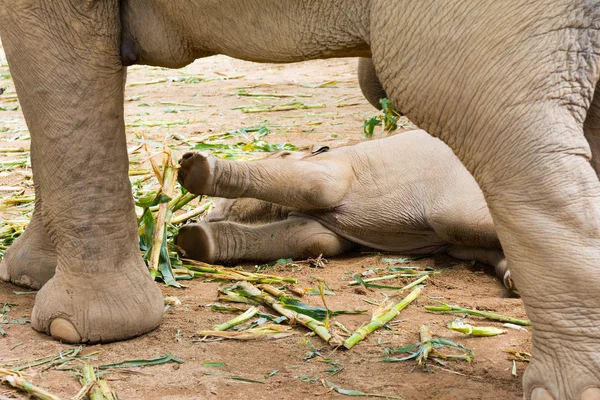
top-left (357, 58), bottom-right (387, 109)
top-left (175, 130), bottom-right (512, 290)
top-left (0, 1), bottom-right (599, 397)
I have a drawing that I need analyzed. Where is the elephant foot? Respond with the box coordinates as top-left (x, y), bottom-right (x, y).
top-left (30, 259), bottom-right (163, 343)
top-left (177, 152), bottom-right (215, 195)
top-left (524, 339), bottom-right (600, 400)
top-left (0, 219), bottom-right (57, 290)
top-left (176, 223), bottom-right (216, 264)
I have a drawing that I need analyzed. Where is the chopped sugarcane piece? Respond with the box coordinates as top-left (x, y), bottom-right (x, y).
top-left (80, 364), bottom-right (103, 400)
top-left (424, 301), bottom-right (531, 326)
top-left (233, 282), bottom-right (343, 346)
top-left (212, 306), bottom-right (259, 331)
top-left (197, 324), bottom-right (293, 340)
top-left (447, 318), bottom-right (507, 337)
top-left (351, 274), bottom-right (428, 290)
top-left (343, 286), bottom-right (423, 349)
top-left (278, 297), bottom-right (367, 322)
top-left (0, 369), bottom-right (62, 400)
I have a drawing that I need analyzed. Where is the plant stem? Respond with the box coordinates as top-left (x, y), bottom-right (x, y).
top-left (212, 306), bottom-right (259, 331)
top-left (424, 302), bottom-right (531, 326)
top-left (343, 286), bottom-right (422, 349)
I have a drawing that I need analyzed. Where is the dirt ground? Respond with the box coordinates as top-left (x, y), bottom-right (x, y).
top-left (0, 45), bottom-right (530, 400)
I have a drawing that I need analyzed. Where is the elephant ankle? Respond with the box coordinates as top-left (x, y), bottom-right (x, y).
top-left (31, 260), bottom-right (163, 343)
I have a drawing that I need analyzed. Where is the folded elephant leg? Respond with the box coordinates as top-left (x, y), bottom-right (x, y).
top-left (176, 217), bottom-right (356, 264)
top-left (178, 152), bottom-right (353, 210)
top-left (0, 194), bottom-right (57, 289)
top-left (0, 0), bottom-right (163, 343)
top-left (447, 246), bottom-right (513, 292)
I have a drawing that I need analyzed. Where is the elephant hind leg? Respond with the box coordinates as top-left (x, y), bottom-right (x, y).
top-left (176, 217), bottom-right (356, 264)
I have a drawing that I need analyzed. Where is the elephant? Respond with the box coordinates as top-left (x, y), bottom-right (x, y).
top-left (0, 1), bottom-right (599, 398)
top-left (175, 129), bottom-right (512, 290)
top-left (357, 58), bottom-right (387, 110)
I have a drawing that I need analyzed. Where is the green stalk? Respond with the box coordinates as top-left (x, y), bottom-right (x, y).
top-left (343, 285), bottom-right (423, 349)
top-left (170, 192), bottom-right (199, 212)
top-left (424, 301), bottom-right (531, 326)
top-left (171, 203), bottom-right (210, 224)
top-left (0, 370), bottom-right (61, 400)
top-left (236, 282), bottom-right (343, 346)
top-left (417, 325), bottom-right (434, 367)
top-left (148, 151), bottom-right (177, 274)
top-left (447, 318), bottom-right (506, 337)
top-left (81, 364), bottom-right (103, 400)
top-left (212, 306), bottom-right (259, 331)
top-left (97, 380), bottom-right (117, 400)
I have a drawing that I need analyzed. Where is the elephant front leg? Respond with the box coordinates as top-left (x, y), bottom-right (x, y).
top-left (458, 108), bottom-right (600, 398)
top-left (176, 218), bottom-right (355, 264)
top-left (0, 0), bottom-right (163, 343)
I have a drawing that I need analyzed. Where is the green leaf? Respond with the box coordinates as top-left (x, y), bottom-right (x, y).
top-left (97, 354), bottom-right (183, 369)
top-left (135, 192), bottom-right (171, 209)
top-left (202, 362), bottom-right (227, 368)
top-left (280, 297), bottom-right (366, 322)
top-left (325, 381), bottom-right (404, 399)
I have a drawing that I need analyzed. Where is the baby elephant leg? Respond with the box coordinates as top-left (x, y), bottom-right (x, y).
top-left (176, 217), bottom-right (356, 264)
top-left (448, 246), bottom-right (515, 293)
top-left (177, 152), bottom-right (352, 210)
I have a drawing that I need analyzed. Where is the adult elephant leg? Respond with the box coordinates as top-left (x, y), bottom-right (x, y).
top-left (357, 58), bottom-right (387, 110)
top-left (0, 0), bottom-right (163, 343)
top-left (584, 84), bottom-right (600, 178)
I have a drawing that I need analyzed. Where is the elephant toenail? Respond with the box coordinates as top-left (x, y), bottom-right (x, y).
top-left (49, 318), bottom-right (82, 343)
top-left (581, 388), bottom-right (600, 400)
top-left (531, 388), bottom-right (554, 400)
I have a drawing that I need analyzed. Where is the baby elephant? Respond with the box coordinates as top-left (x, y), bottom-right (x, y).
top-left (176, 129), bottom-right (513, 290)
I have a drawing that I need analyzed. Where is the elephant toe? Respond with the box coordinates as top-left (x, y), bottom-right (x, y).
top-left (50, 317), bottom-right (82, 343)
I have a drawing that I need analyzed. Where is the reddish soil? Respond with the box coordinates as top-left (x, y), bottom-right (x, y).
top-left (0, 46), bottom-right (529, 400)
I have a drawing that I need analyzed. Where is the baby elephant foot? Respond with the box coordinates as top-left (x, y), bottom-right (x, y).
top-left (177, 152), bottom-right (216, 195)
top-left (31, 259), bottom-right (163, 343)
top-left (176, 223), bottom-right (216, 264)
top-left (0, 219), bottom-right (57, 289)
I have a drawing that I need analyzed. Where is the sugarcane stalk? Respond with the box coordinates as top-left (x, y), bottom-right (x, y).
top-left (212, 306), bottom-right (259, 331)
top-left (81, 364), bottom-right (103, 400)
top-left (171, 204), bottom-right (210, 224)
top-left (288, 286), bottom-right (306, 297)
top-left (148, 149), bottom-right (178, 274)
top-left (259, 284), bottom-right (286, 298)
top-left (424, 302), bottom-right (531, 326)
top-left (97, 379), bottom-right (117, 400)
top-left (447, 318), bottom-right (506, 337)
top-left (236, 282), bottom-right (343, 346)
top-left (170, 192), bottom-right (200, 212)
top-left (0, 369), bottom-right (62, 400)
top-left (343, 285), bottom-right (423, 349)
top-left (417, 325), bottom-right (434, 366)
